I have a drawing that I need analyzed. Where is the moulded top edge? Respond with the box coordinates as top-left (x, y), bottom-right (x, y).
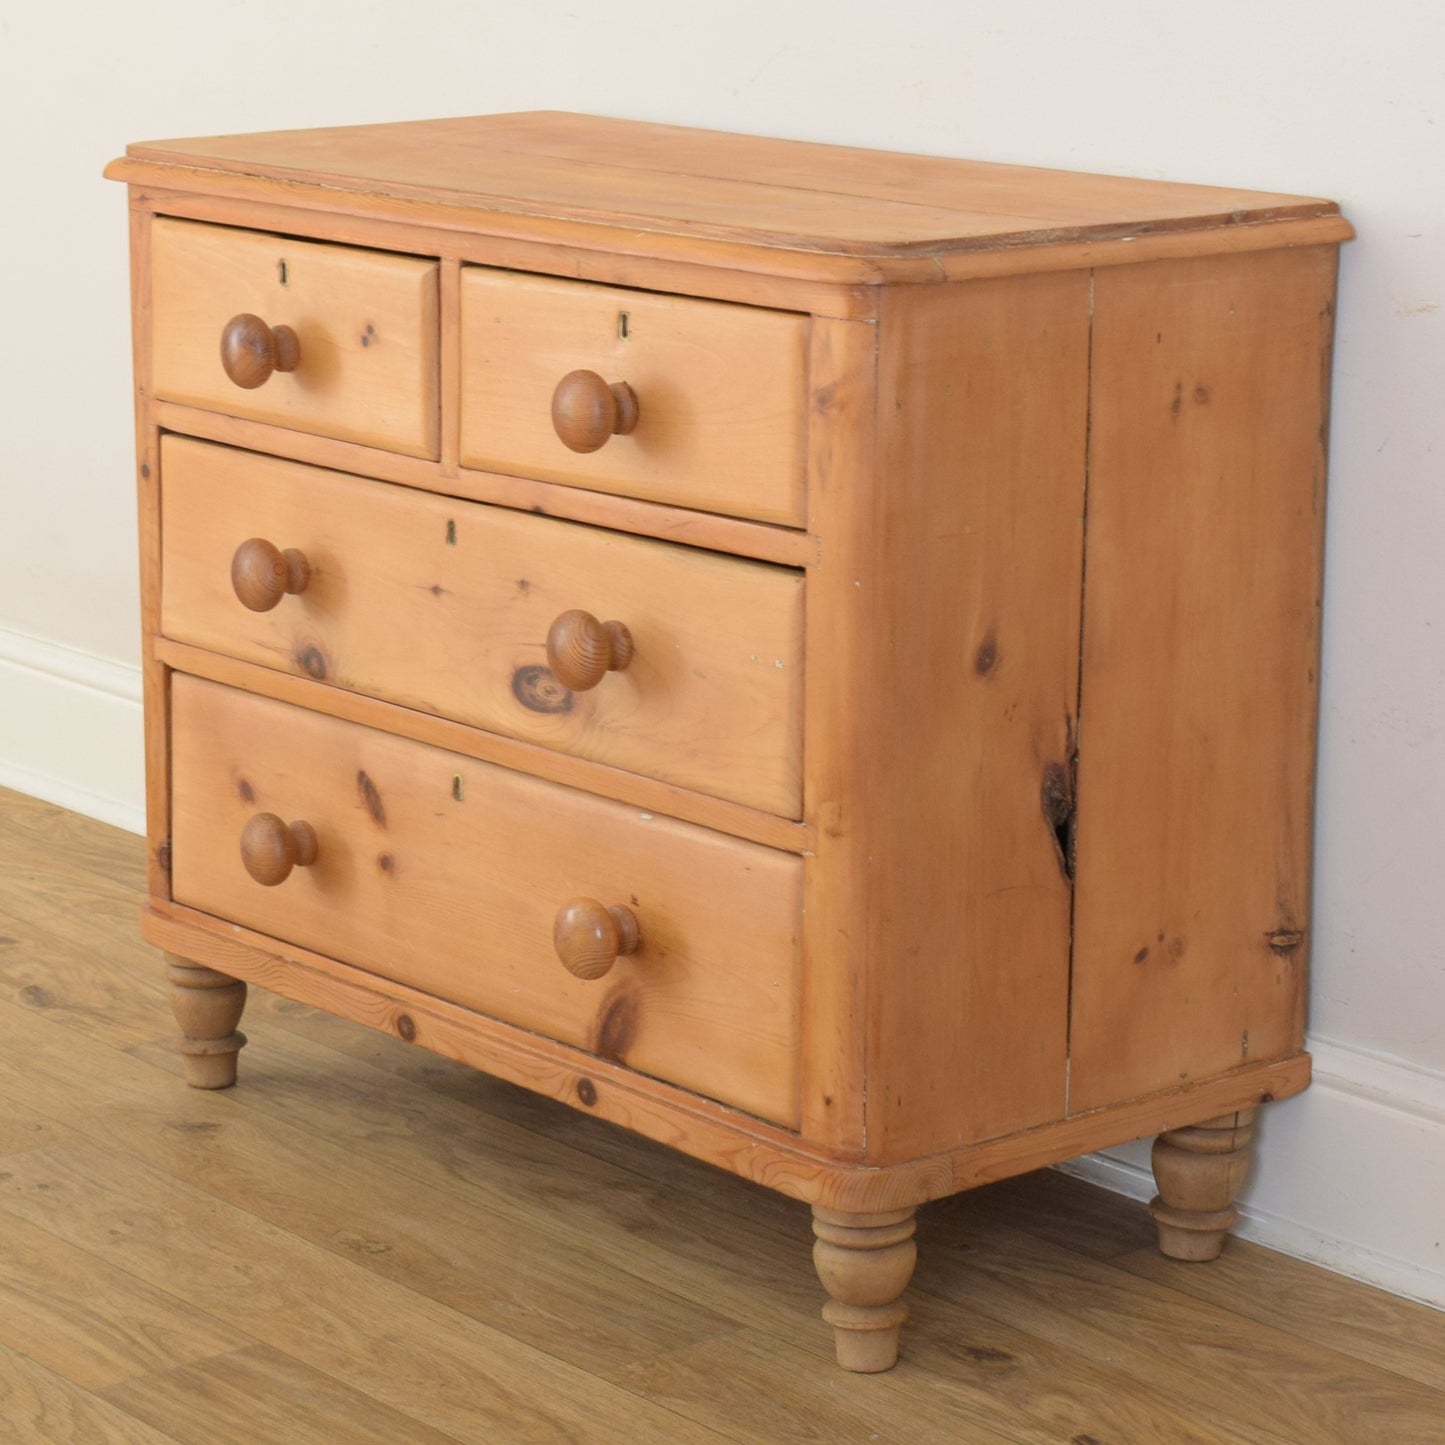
top-left (105, 111), bottom-right (1348, 268)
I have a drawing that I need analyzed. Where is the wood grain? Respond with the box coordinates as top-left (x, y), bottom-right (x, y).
top-left (437, 256), bottom-right (462, 476)
top-left (1068, 245), bottom-right (1338, 1111)
top-left (0, 893), bottom-right (166, 1051)
top-left (228, 537), bottom-right (310, 612)
top-left (0, 1341), bottom-right (183, 1445)
top-left (127, 183), bottom-right (881, 317)
top-left (0, 775), bottom-right (1304, 1219)
top-left (877, 270), bottom-right (1089, 1159)
top-left (217, 312), bottom-right (300, 389)
top-left (113, 111), bottom-right (1344, 258)
top-left (120, 1016), bottom-right (1298, 1445)
top-left (0, 998), bottom-right (736, 1386)
top-left (617, 1328), bottom-right (1032, 1444)
top-left (114, 162), bottom-right (1353, 292)
top-left (845, 271), bottom-right (1090, 1164)
top-left (169, 677), bottom-right (803, 1125)
top-left (150, 635), bottom-right (810, 854)
top-left (1117, 1237), bottom-right (1445, 1394)
top-left (4, 992), bottom-right (1262, 1445)
top-left (459, 112), bottom-right (1342, 241)
top-left (125, 207), bottom-right (172, 902)
top-left (550, 369), bottom-right (640, 453)
top-left (102, 1346), bottom-right (467, 1445)
top-left (151, 399), bottom-right (818, 567)
top-left (0, 788), bottom-right (1433, 1445)
top-left (110, 112), bottom-right (1353, 1381)
top-left (0, 1099), bottom-right (80, 1160)
top-left (144, 894), bottom-right (1309, 1213)
top-left (796, 315), bottom-right (876, 1155)
top-left (139, 1008), bottom-right (1429, 1445)
top-left (0, 785), bottom-right (146, 891)
top-left (0, 1143), bottom-right (721, 1444)
top-left (460, 267), bottom-right (808, 525)
top-left (919, 1217), bottom-right (1445, 1445)
top-left (150, 218), bottom-right (440, 458)
top-left (897, 1285), bottom-right (1296, 1445)
top-left (0, 1209), bottom-right (242, 1391)
top-left (123, 125), bottom-right (1038, 253)
top-left (160, 436), bottom-right (805, 816)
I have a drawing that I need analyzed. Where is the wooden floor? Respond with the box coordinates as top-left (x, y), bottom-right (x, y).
top-left (1, 786), bottom-right (1442, 1444)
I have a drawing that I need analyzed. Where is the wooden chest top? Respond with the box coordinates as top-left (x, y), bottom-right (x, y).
top-left (106, 111), bottom-right (1349, 273)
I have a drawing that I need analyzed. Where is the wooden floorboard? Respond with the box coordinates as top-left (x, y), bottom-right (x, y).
top-left (0, 783), bottom-right (1441, 1443)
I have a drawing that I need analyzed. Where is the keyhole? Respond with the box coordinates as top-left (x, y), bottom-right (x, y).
top-left (618, 311), bottom-right (630, 341)
top-left (278, 259), bottom-right (289, 286)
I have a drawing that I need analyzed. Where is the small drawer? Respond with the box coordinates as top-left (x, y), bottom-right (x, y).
top-left (160, 437), bottom-right (804, 817)
top-left (460, 268), bottom-right (808, 526)
top-left (170, 676), bottom-right (802, 1125)
top-left (151, 218), bottom-right (440, 458)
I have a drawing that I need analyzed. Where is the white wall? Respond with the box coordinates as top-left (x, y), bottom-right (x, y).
top-left (3, 1), bottom-right (1441, 1303)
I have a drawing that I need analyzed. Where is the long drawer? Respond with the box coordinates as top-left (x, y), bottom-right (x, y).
top-left (170, 676), bottom-right (803, 1124)
top-left (151, 218), bottom-right (440, 458)
top-left (160, 436), bottom-right (804, 817)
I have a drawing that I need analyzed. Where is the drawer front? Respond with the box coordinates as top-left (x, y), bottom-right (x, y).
top-left (160, 437), bottom-right (803, 816)
top-left (171, 676), bottom-right (802, 1125)
top-left (151, 218), bottom-right (440, 458)
top-left (460, 268), bottom-right (808, 526)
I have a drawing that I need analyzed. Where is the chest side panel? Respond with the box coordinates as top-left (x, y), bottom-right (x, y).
top-left (842, 273), bottom-right (1091, 1163)
top-left (1068, 246), bottom-right (1337, 1111)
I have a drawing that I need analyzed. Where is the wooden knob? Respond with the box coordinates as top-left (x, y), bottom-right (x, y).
top-left (553, 898), bottom-right (640, 980)
top-left (231, 539), bottom-right (310, 612)
top-left (240, 813), bottom-right (318, 887)
top-left (551, 370), bottom-right (639, 453)
top-left (220, 313), bottom-right (301, 389)
top-left (545, 610), bottom-right (633, 692)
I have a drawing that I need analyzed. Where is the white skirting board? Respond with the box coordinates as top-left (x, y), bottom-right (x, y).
top-left (3, 624), bottom-right (1442, 1311)
top-left (1060, 1038), bottom-right (1445, 1310)
top-left (0, 624), bottom-right (145, 836)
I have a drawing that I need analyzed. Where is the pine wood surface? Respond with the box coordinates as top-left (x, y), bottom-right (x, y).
top-left (168, 677), bottom-right (803, 1125)
top-left (160, 435), bottom-right (805, 817)
top-left (1067, 245), bottom-right (1336, 1112)
top-left (111, 112), bottom-right (1344, 259)
top-left (129, 208), bottom-right (171, 903)
top-left (150, 219), bottom-right (440, 459)
top-left (460, 267), bottom-right (809, 525)
top-left (149, 399), bottom-right (819, 568)
top-left (127, 183), bottom-right (881, 318)
top-left (794, 315), bottom-right (875, 1152)
top-left (112, 167), bottom-right (1355, 295)
top-left (1, 786), bottom-right (1441, 1443)
top-left (139, 898), bottom-right (1307, 1219)
top-left (853, 271), bottom-right (1090, 1162)
top-left (148, 636), bottom-right (810, 854)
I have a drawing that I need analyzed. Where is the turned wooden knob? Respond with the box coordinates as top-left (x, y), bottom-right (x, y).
top-left (545, 610), bottom-right (633, 692)
top-left (231, 538), bottom-right (310, 612)
top-left (553, 898), bottom-right (640, 980)
top-left (550, 370), bottom-right (639, 453)
top-left (240, 813), bottom-right (318, 887)
top-left (220, 313), bottom-right (301, 389)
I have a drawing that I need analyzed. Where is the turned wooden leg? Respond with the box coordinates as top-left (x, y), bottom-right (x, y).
top-left (811, 1205), bottom-right (917, 1372)
top-left (165, 952), bottom-right (248, 1089)
top-left (1149, 1108), bottom-right (1256, 1261)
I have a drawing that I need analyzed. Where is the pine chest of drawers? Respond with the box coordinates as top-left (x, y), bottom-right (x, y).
top-left (107, 114), bottom-right (1349, 1371)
